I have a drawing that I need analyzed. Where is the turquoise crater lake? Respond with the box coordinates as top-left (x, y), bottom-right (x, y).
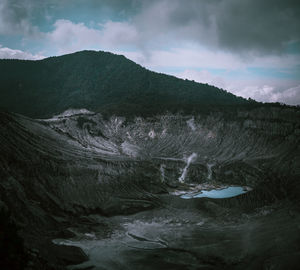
top-left (181, 186), bottom-right (248, 199)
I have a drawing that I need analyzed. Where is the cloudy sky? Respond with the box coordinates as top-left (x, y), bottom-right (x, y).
top-left (1, 0), bottom-right (300, 105)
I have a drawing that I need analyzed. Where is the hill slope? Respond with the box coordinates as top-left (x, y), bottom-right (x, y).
top-left (0, 50), bottom-right (252, 118)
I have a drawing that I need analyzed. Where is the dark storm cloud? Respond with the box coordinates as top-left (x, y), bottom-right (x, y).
top-left (0, 0), bottom-right (46, 36)
top-left (213, 0), bottom-right (300, 53)
top-left (132, 0), bottom-right (300, 54)
top-left (96, 0), bottom-right (300, 54)
top-left (0, 0), bottom-right (32, 35)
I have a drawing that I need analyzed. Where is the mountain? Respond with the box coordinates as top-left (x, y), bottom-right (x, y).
top-left (0, 50), bottom-right (253, 118)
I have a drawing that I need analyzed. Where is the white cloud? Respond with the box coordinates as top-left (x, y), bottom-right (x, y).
top-left (45, 19), bottom-right (138, 55)
top-left (281, 85), bottom-right (300, 105)
top-left (174, 69), bottom-right (227, 89)
top-left (232, 84), bottom-right (300, 105)
top-left (172, 68), bottom-right (300, 105)
top-left (244, 84), bottom-right (297, 105)
top-left (120, 46), bottom-right (300, 71)
top-left (0, 45), bottom-right (45, 60)
top-left (98, 21), bottom-right (138, 46)
top-left (235, 85), bottom-right (276, 102)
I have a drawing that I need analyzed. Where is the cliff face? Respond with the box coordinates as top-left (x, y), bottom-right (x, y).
top-left (0, 106), bottom-right (299, 269)
top-left (1, 106), bottom-right (299, 219)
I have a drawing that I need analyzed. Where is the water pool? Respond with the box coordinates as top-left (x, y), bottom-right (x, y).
top-left (181, 186), bottom-right (247, 199)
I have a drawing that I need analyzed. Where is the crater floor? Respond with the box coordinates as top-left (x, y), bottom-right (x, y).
top-left (0, 108), bottom-right (299, 269)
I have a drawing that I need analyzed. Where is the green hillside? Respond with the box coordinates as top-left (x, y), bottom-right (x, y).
top-left (0, 50), bottom-right (253, 118)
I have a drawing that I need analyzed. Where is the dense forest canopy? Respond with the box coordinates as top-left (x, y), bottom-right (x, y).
top-left (1, 50), bottom-right (260, 118)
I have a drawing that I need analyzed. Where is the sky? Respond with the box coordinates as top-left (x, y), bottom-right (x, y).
top-left (0, 0), bottom-right (300, 105)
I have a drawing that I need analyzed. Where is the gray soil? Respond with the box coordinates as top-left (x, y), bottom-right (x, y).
top-left (0, 106), bottom-right (299, 269)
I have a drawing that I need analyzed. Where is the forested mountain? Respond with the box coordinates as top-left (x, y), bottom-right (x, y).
top-left (0, 50), bottom-right (253, 118)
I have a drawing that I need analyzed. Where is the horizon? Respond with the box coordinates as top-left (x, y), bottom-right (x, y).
top-left (0, 0), bottom-right (299, 105)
